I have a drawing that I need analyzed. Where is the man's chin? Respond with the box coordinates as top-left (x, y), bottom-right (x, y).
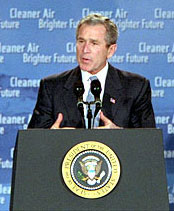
top-left (82, 69), bottom-right (94, 74)
top-left (79, 64), bottom-right (100, 74)
top-left (81, 67), bottom-right (99, 75)
top-left (80, 65), bottom-right (92, 72)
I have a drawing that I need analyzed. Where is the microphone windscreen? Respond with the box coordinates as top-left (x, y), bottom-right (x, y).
top-left (91, 79), bottom-right (102, 97)
top-left (73, 81), bottom-right (85, 97)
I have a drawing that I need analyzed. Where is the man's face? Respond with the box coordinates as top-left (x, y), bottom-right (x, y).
top-left (76, 24), bottom-right (116, 75)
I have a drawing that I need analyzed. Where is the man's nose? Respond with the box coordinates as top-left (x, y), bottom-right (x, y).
top-left (83, 42), bottom-right (90, 53)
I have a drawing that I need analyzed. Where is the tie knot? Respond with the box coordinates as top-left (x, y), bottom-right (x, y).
top-left (89, 76), bottom-right (97, 82)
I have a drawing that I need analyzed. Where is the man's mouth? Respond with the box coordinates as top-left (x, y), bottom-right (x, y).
top-left (82, 57), bottom-right (91, 63)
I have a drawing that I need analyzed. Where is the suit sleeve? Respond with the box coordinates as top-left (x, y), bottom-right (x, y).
top-left (130, 79), bottom-right (156, 128)
top-left (28, 79), bottom-right (55, 128)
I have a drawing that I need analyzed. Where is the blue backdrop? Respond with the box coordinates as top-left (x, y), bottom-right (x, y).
top-left (0, 0), bottom-right (174, 210)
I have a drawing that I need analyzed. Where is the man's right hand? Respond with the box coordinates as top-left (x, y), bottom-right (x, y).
top-left (50, 113), bottom-right (75, 129)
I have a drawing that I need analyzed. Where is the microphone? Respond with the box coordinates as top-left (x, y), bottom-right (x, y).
top-left (74, 81), bottom-right (85, 117)
top-left (91, 79), bottom-right (102, 118)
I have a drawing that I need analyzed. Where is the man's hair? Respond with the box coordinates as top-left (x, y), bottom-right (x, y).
top-left (76, 13), bottom-right (119, 46)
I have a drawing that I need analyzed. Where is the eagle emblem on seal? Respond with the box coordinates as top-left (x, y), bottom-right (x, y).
top-left (78, 155), bottom-right (106, 185)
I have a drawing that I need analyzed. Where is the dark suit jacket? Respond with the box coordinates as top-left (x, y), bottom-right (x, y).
top-left (28, 64), bottom-right (156, 128)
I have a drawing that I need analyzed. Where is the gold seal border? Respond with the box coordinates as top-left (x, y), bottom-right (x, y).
top-left (62, 141), bottom-right (121, 199)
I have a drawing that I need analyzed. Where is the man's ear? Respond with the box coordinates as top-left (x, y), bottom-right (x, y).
top-left (107, 44), bottom-right (117, 59)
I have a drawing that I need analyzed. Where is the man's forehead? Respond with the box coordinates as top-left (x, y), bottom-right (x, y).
top-left (78, 24), bottom-right (106, 38)
top-left (79, 23), bottom-right (106, 31)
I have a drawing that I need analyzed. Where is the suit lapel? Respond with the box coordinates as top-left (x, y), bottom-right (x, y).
top-left (102, 64), bottom-right (123, 123)
top-left (62, 67), bottom-right (85, 128)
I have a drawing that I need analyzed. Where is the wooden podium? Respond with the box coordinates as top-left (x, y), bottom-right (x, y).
top-left (10, 129), bottom-right (169, 210)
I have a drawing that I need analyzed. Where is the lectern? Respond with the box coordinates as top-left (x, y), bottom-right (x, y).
top-left (10, 129), bottom-right (169, 210)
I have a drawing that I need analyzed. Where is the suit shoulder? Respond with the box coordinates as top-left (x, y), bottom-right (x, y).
top-left (111, 65), bottom-right (148, 84)
top-left (108, 64), bottom-right (150, 92)
top-left (119, 69), bottom-right (146, 81)
top-left (42, 68), bottom-right (74, 82)
top-left (40, 67), bottom-right (80, 88)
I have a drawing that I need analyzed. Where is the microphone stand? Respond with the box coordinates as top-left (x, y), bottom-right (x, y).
top-left (83, 101), bottom-right (95, 129)
top-left (87, 102), bottom-right (92, 129)
top-left (80, 100), bottom-right (101, 129)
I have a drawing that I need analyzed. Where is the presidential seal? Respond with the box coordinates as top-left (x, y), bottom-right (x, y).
top-left (62, 141), bottom-right (121, 199)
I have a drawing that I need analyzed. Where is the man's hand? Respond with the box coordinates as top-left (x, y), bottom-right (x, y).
top-left (50, 113), bottom-right (75, 129)
top-left (50, 112), bottom-right (122, 129)
top-left (97, 111), bottom-right (123, 129)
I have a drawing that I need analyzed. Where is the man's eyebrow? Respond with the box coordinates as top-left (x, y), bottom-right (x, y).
top-left (77, 37), bottom-right (99, 42)
top-left (90, 39), bottom-right (99, 42)
top-left (77, 36), bottom-right (85, 40)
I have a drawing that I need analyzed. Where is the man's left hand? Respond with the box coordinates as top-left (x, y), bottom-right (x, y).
top-left (96, 111), bottom-right (122, 129)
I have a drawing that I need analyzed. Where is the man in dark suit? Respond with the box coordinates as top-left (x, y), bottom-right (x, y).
top-left (28, 14), bottom-right (155, 129)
